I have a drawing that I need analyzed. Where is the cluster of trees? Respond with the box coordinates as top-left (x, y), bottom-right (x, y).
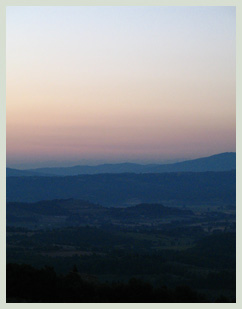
top-left (8, 263), bottom-right (231, 303)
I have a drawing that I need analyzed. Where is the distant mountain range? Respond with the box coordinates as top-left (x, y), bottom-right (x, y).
top-left (7, 152), bottom-right (236, 177)
top-left (6, 169), bottom-right (52, 177)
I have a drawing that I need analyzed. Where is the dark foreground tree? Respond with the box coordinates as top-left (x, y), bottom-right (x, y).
top-left (6, 263), bottom-right (233, 303)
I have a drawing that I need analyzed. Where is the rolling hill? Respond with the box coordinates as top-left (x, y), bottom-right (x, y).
top-left (6, 199), bottom-right (194, 228)
top-left (7, 170), bottom-right (236, 206)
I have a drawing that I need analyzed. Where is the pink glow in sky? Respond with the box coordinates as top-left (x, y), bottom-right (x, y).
top-left (7, 6), bottom-right (236, 168)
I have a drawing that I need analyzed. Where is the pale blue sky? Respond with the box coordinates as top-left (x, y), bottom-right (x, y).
top-left (7, 6), bottom-right (236, 168)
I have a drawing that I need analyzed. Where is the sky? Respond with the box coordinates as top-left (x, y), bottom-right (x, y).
top-left (6, 6), bottom-right (236, 169)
